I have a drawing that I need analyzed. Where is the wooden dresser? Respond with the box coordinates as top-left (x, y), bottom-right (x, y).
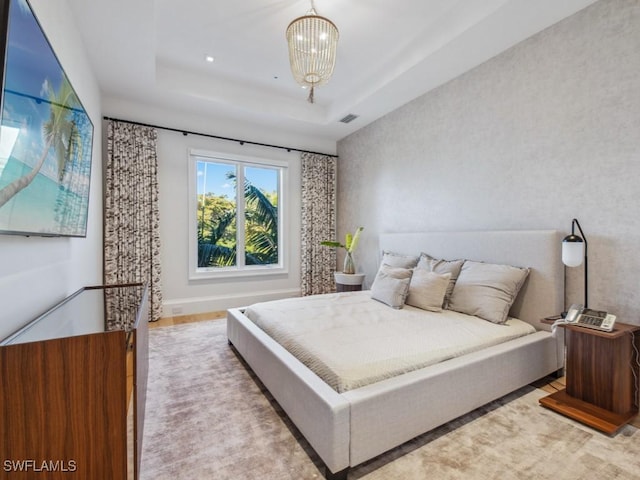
top-left (0, 284), bottom-right (149, 479)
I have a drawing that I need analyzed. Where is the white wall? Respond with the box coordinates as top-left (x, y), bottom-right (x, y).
top-left (0, 0), bottom-right (103, 339)
top-left (337, 0), bottom-right (640, 325)
top-left (102, 97), bottom-right (336, 315)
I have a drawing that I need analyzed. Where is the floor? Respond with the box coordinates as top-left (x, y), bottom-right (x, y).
top-left (152, 311), bottom-right (640, 429)
top-left (150, 311), bottom-right (226, 328)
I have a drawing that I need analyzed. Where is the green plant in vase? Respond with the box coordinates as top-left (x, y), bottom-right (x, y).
top-left (321, 227), bottom-right (364, 274)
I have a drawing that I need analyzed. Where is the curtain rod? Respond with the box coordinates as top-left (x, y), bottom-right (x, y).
top-left (102, 116), bottom-right (338, 158)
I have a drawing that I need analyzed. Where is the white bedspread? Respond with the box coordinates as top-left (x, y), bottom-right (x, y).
top-left (244, 291), bottom-right (536, 393)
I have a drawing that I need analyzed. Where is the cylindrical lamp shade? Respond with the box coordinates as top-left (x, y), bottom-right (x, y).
top-left (286, 11), bottom-right (338, 89)
top-left (562, 236), bottom-right (584, 267)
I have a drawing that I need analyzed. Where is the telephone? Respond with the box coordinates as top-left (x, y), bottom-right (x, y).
top-left (564, 304), bottom-right (616, 332)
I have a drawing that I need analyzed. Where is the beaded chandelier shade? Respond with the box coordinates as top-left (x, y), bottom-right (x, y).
top-left (286, 2), bottom-right (338, 103)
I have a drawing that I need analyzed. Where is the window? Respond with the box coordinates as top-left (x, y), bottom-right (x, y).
top-left (188, 150), bottom-right (287, 279)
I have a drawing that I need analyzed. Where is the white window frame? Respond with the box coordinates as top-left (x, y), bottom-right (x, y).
top-left (188, 149), bottom-right (288, 280)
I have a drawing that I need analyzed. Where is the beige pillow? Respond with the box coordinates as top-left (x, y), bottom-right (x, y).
top-left (447, 260), bottom-right (530, 324)
top-left (371, 263), bottom-right (413, 282)
top-left (406, 270), bottom-right (451, 312)
top-left (417, 253), bottom-right (464, 308)
top-left (370, 263), bottom-right (413, 309)
top-left (371, 275), bottom-right (411, 309)
top-left (381, 251), bottom-right (419, 269)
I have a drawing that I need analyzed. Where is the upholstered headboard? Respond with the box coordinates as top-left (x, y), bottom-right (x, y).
top-left (378, 230), bottom-right (564, 331)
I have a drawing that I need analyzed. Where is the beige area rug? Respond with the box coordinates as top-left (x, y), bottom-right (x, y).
top-left (140, 319), bottom-right (640, 480)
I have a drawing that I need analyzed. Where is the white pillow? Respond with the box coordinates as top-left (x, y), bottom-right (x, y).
top-left (371, 263), bottom-right (413, 283)
top-left (371, 275), bottom-right (411, 309)
top-left (417, 253), bottom-right (464, 308)
top-left (370, 263), bottom-right (413, 309)
top-left (381, 251), bottom-right (419, 269)
top-left (448, 260), bottom-right (530, 324)
top-left (406, 270), bottom-right (451, 312)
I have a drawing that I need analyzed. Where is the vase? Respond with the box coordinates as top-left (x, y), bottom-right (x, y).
top-left (343, 251), bottom-right (355, 274)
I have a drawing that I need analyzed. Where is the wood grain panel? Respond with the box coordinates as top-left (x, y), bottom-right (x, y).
top-left (0, 332), bottom-right (127, 479)
top-left (539, 390), bottom-right (637, 435)
top-left (566, 325), bottom-right (638, 414)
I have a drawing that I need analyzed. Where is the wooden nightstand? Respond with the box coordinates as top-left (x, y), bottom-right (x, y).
top-left (539, 320), bottom-right (640, 434)
top-left (334, 272), bottom-right (365, 292)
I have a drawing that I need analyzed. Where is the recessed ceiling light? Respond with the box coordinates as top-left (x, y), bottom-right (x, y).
top-left (205, 55), bottom-right (215, 63)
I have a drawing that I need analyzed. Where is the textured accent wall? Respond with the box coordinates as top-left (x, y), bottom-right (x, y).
top-left (337, 0), bottom-right (640, 324)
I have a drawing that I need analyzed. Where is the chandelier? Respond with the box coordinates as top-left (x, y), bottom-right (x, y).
top-left (286, 1), bottom-right (339, 103)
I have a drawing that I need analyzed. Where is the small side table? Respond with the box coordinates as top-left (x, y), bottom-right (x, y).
top-left (539, 320), bottom-right (640, 434)
top-left (334, 272), bottom-right (365, 292)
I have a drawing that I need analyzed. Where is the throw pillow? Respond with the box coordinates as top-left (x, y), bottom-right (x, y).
top-left (406, 270), bottom-right (451, 312)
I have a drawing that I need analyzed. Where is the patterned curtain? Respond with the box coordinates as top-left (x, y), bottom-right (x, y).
top-left (300, 152), bottom-right (337, 295)
top-left (104, 120), bottom-right (163, 322)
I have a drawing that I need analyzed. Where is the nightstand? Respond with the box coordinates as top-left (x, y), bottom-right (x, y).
top-left (334, 272), bottom-right (365, 292)
top-left (539, 320), bottom-right (640, 434)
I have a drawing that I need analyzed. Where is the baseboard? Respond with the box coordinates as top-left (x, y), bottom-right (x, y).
top-left (161, 288), bottom-right (301, 317)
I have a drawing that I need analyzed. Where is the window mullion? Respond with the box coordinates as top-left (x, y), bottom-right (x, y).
top-left (236, 165), bottom-right (246, 268)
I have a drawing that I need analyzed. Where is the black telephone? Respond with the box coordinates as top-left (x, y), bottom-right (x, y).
top-left (565, 304), bottom-right (616, 332)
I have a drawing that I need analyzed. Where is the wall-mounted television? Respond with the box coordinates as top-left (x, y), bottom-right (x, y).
top-left (0, 0), bottom-right (94, 237)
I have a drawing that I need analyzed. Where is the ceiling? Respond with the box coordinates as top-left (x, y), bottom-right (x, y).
top-left (66, 0), bottom-right (598, 142)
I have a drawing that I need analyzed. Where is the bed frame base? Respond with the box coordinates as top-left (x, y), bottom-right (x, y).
top-left (325, 467), bottom-right (349, 480)
top-left (226, 230), bottom-right (565, 477)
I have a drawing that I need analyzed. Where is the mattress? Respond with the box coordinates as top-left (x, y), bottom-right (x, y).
top-left (244, 291), bottom-right (536, 393)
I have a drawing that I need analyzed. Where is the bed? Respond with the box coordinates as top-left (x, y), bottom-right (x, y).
top-left (227, 230), bottom-right (565, 479)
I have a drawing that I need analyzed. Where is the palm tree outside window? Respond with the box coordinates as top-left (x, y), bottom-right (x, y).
top-left (190, 152), bottom-right (285, 278)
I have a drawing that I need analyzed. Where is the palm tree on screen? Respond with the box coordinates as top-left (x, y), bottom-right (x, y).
top-left (0, 77), bottom-right (81, 209)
